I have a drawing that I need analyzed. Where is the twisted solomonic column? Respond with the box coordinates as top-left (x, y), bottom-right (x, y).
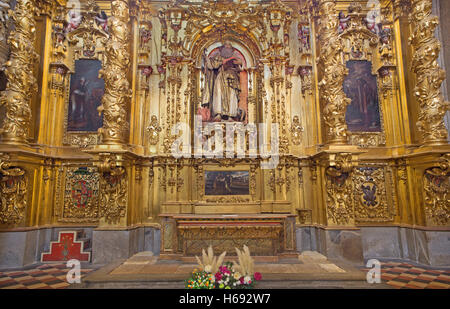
top-left (0, 0), bottom-right (38, 145)
top-left (317, 0), bottom-right (351, 145)
top-left (410, 0), bottom-right (450, 146)
top-left (98, 0), bottom-right (131, 145)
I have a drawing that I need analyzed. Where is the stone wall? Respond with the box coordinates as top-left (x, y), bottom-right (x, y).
top-left (296, 227), bottom-right (450, 267)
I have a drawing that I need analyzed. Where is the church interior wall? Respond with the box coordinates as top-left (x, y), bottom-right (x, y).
top-left (0, 0), bottom-right (448, 268)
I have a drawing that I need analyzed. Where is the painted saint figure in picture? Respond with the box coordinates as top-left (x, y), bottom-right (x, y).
top-left (199, 41), bottom-right (248, 123)
top-left (205, 171), bottom-right (249, 196)
top-left (68, 60), bottom-right (104, 132)
top-left (343, 60), bottom-right (381, 132)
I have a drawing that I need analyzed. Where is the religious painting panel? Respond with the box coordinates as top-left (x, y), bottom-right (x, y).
top-left (343, 60), bottom-right (381, 133)
top-left (67, 59), bottom-right (104, 132)
top-left (204, 170), bottom-right (250, 196)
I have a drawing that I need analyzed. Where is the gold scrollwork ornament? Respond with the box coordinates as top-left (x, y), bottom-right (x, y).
top-left (423, 155), bottom-right (450, 226)
top-left (99, 165), bottom-right (128, 225)
top-left (0, 155), bottom-right (28, 224)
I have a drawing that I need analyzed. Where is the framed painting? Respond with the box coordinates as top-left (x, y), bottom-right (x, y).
top-left (204, 171), bottom-right (250, 196)
top-left (67, 59), bottom-right (104, 132)
top-left (343, 60), bottom-right (382, 133)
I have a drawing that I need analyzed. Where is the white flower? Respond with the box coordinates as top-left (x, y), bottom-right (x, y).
top-left (233, 272), bottom-right (242, 280)
top-left (244, 276), bottom-right (252, 284)
top-left (204, 265), bottom-right (212, 273)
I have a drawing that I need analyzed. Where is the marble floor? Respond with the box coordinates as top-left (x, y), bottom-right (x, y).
top-left (0, 252), bottom-right (448, 289)
top-left (108, 251), bottom-right (349, 276)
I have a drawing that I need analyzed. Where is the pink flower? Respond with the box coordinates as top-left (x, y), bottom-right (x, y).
top-left (219, 266), bottom-right (230, 274)
top-left (254, 272), bottom-right (262, 281)
top-left (215, 272), bottom-right (222, 281)
top-left (240, 277), bottom-right (245, 284)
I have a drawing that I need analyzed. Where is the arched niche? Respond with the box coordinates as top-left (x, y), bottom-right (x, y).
top-left (194, 39), bottom-right (257, 69)
top-left (188, 34), bottom-right (263, 128)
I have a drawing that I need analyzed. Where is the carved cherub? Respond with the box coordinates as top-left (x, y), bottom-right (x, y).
top-left (338, 11), bottom-right (350, 34)
top-left (66, 8), bottom-right (82, 33)
top-left (365, 11), bottom-right (381, 35)
top-left (95, 10), bottom-right (108, 32)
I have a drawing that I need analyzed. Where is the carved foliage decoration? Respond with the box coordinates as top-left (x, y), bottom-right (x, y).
top-left (66, 0), bottom-right (109, 59)
top-left (99, 166), bottom-right (127, 224)
top-left (0, 155), bottom-right (27, 225)
top-left (0, 0), bottom-right (38, 144)
top-left (338, 3), bottom-right (379, 62)
top-left (423, 155), bottom-right (450, 226)
top-left (96, 154), bottom-right (128, 224)
top-left (353, 166), bottom-right (395, 223)
top-left (180, 0), bottom-right (266, 58)
top-left (409, 0), bottom-right (449, 145)
top-left (325, 168), bottom-right (353, 225)
top-left (325, 154), bottom-right (356, 225)
top-left (62, 167), bottom-right (99, 223)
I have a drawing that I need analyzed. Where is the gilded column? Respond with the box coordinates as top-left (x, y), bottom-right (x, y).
top-left (48, 5), bottom-right (69, 147)
top-left (316, 0), bottom-right (350, 145)
top-left (0, 0), bottom-right (38, 145)
top-left (98, 0), bottom-right (131, 145)
top-left (0, 0), bottom-right (10, 65)
top-left (409, 0), bottom-right (449, 146)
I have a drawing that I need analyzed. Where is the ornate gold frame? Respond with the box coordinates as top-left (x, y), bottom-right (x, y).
top-left (195, 160), bottom-right (257, 203)
top-left (339, 12), bottom-right (387, 148)
top-left (341, 28), bottom-right (386, 148)
top-left (62, 1), bottom-right (109, 148)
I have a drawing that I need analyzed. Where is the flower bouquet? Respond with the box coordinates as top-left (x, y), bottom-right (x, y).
top-left (185, 245), bottom-right (262, 289)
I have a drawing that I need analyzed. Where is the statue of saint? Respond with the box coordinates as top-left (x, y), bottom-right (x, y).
top-left (200, 41), bottom-right (247, 122)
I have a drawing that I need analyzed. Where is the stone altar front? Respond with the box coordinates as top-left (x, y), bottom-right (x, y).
top-left (160, 214), bottom-right (297, 259)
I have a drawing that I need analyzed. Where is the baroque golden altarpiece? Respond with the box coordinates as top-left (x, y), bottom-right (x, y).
top-left (0, 0), bottom-right (449, 266)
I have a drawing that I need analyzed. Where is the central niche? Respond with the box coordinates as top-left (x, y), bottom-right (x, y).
top-left (195, 39), bottom-right (257, 126)
top-left (199, 41), bottom-right (249, 124)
